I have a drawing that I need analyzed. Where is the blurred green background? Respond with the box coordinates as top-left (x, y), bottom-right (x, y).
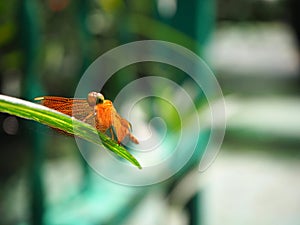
top-left (1, 0), bottom-right (300, 225)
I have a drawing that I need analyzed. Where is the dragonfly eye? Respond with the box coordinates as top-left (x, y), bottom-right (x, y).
top-left (87, 92), bottom-right (104, 106)
top-left (96, 94), bottom-right (104, 104)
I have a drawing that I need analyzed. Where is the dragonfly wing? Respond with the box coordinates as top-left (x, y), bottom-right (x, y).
top-left (112, 110), bottom-right (139, 144)
top-left (36, 96), bottom-right (96, 127)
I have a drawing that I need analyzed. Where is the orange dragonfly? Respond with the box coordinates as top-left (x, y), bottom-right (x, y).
top-left (34, 92), bottom-right (139, 145)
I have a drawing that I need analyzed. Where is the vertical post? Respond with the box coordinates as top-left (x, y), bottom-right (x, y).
top-left (186, 192), bottom-right (202, 225)
top-left (19, 0), bottom-right (45, 224)
top-left (76, 0), bottom-right (93, 191)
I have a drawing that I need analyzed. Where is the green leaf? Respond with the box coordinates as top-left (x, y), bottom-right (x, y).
top-left (0, 94), bottom-right (142, 169)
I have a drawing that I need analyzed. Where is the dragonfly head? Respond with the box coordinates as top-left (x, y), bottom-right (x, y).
top-left (87, 92), bottom-right (104, 106)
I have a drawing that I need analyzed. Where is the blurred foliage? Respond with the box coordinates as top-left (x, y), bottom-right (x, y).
top-left (0, 0), bottom-right (202, 98)
top-left (0, 0), bottom-right (287, 95)
top-left (0, 0), bottom-right (290, 97)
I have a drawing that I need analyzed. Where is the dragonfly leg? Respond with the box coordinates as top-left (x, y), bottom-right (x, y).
top-left (109, 127), bottom-right (121, 145)
top-left (110, 127), bottom-right (115, 140)
top-left (82, 111), bottom-right (95, 122)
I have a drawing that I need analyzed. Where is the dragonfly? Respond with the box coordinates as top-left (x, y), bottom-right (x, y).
top-left (34, 92), bottom-right (139, 145)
